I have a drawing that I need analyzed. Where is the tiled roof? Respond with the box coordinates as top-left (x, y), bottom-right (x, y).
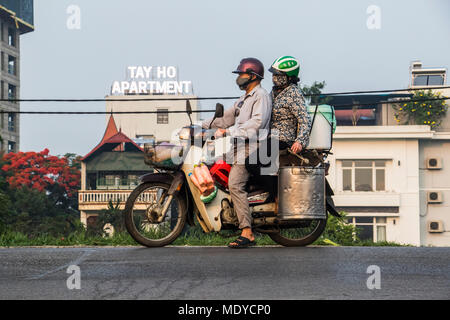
top-left (81, 115), bottom-right (143, 161)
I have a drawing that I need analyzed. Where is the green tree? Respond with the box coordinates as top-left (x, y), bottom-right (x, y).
top-left (320, 213), bottom-right (359, 246)
top-left (301, 81), bottom-right (332, 105)
top-left (0, 192), bottom-right (12, 234)
top-left (0, 152), bottom-right (12, 234)
top-left (4, 187), bottom-right (80, 237)
top-left (0, 150), bottom-right (82, 237)
top-left (63, 153), bottom-right (82, 170)
top-left (87, 200), bottom-right (125, 237)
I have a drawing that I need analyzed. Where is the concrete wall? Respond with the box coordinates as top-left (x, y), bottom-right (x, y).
top-left (419, 139), bottom-right (450, 246)
top-left (329, 127), bottom-right (423, 245)
top-left (105, 95), bottom-right (200, 143)
top-left (329, 125), bottom-right (450, 246)
top-left (376, 86), bottom-right (450, 245)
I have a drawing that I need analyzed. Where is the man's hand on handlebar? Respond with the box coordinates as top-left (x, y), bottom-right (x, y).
top-left (214, 128), bottom-right (228, 138)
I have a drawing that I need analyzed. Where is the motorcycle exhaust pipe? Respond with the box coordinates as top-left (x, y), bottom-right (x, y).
top-left (253, 216), bottom-right (323, 228)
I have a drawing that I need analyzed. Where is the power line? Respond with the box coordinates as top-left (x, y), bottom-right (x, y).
top-left (312, 85), bottom-right (450, 97)
top-left (2, 110), bottom-right (214, 115)
top-left (2, 96), bottom-right (448, 115)
top-left (2, 86), bottom-right (450, 103)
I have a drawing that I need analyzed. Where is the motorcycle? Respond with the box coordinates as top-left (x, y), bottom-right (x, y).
top-left (123, 102), bottom-right (340, 247)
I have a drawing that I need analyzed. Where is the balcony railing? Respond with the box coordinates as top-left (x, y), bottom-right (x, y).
top-left (78, 190), bottom-right (156, 205)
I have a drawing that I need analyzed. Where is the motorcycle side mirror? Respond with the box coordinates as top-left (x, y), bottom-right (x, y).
top-left (209, 103), bottom-right (224, 129)
top-left (186, 100), bottom-right (193, 114)
top-left (214, 103), bottom-right (224, 118)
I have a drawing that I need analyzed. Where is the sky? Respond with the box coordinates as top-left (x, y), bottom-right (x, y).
top-left (19, 0), bottom-right (450, 156)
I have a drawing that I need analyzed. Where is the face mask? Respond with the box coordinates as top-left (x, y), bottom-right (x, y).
top-left (236, 75), bottom-right (256, 90)
top-left (272, 74), bottom-right (289, 88)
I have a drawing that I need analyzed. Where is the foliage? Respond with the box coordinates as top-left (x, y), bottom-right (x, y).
top-left (317, 212), bottom-right (360, 246)
top-left (1, 186), bottom-right (81, 237)
top-left (393, 90), bottom-right (448, 128)
top-left (1, 149), bottom-right (80, 198)
top-left (0, 228), bottom-right (406, 247)
top-left (0, 211), bottom-right (405, 247)
top-left (0, 149), bottom-right (82, 237)
top-left (301, 81), bottom-right (332, 105)
top-left (0, 230), bottom-right (136, 247)
top-left (87, 199), bottom-right (125, 237)
top-left (0, 192), bottom-right (12, 233)
top-left (63, 153), bottom-right (82, 170)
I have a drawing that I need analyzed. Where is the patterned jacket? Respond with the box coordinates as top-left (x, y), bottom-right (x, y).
top-left (270, 84), bottom-right (311, 148)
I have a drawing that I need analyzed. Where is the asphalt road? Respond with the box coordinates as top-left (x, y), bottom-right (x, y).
top-left (0, 246), bottom-right (449, 300)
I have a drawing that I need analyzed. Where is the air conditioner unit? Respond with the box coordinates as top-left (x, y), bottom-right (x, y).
top-left (428, 220), bottom-right (444, 233)
top-left (427, 191), bottom-right (443, 204)
top-left (426, 157), bottom-right (442, 170)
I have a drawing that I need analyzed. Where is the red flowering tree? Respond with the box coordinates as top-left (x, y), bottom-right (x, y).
top-left (1, 148), bottom-right (81, 200)
top-left (0, 149), bottom-right (82, 236)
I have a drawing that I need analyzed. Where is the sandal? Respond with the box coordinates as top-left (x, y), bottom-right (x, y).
top-left (228, 236), bottom-right (256, 249)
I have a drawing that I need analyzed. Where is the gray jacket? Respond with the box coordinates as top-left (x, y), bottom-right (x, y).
top-left (202, 84), bottom-right (272, 141)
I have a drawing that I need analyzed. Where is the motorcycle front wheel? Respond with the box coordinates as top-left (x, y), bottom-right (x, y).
top-left (268, 213), bottom-right (327, 247)
top-left (124, 181), bottom-right (187, 247)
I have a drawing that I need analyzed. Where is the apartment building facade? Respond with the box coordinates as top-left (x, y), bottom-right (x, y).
top-left (327, 61), bottom-right (449, 246)
top-left (0, 0), bottom-right (34, 153)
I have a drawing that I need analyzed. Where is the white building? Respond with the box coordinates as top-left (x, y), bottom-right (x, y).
top-left (106, 66), bottom-right (200, 144)
top-left (327, 61), bottom-right (449, 246)
top-left (105, 94), bottom-right (200, 144)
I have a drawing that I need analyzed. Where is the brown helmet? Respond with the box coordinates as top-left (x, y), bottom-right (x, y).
top-left (232, 58), bottom-right (264, 79)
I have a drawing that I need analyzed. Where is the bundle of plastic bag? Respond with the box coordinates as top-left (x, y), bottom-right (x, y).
top-left (189, 163), bottom-right (217, 203)
top-left (144, 142), bottom-right (184, 170)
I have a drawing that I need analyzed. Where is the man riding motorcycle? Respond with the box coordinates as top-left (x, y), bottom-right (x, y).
top-left (269, 56), bottom-right (311, 153)
top-left (124, 56), bottom-right (338, 249)
top-left (202, 58), bottom-right (271, 248)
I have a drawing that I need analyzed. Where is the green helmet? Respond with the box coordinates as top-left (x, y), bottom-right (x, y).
top-left (269, 56), bottom-right (300, 77)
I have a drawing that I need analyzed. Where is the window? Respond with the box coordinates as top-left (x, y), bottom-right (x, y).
top-left (346, 216), bottom-right (387, 242)
top-left (87, 173), bottom-right (97, 190)
top-left (8, 56), bottom-right (16, 75)
top-left (127, 175), bottom-right (139, 187)
top-left (7, 141), bottom-right (15, 153)
top-left (341, 160), bottom-right (386, 192)
top-left (413, 74), bottom-right (445, 86)
top-left (96, 174), bottom-right (118, 187)
top-left (136, 134), bottom-right (155, 140)
top-left (428, 75), bottom-right (445, 86)
top-left (97, 171), bottom-right (148, 190)
top-left (8, 113), bottom-right (15, 132)
top-left (157, 109), bottom-right (169, 124)
top-left (8, 27), bottom-right (16, 47)
top-left (8, 84), bottom-right (16, 101)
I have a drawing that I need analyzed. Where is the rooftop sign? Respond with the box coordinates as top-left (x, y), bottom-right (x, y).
top-left (111, 66), bottom-right (192, 95)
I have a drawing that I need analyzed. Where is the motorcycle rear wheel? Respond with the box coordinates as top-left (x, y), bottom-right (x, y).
top-left (124, 182), bottom-right (187, 247)
top-left (269, 213), bottom-right (327, 247)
